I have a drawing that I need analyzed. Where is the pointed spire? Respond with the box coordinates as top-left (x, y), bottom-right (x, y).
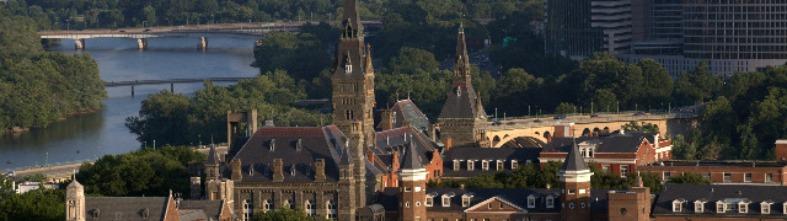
top-left (342, 0), bottom-right (363, 38)
top-left (207, 144), bottom-right (220, 165)
top-left (562, 138), bottom-right (589, 171)
top-left (401, 135), bottom-right (423, 170)
top-left (364, 44), bottom-right (374, 74)
top-left (453, 22), bottom-right (471, 82)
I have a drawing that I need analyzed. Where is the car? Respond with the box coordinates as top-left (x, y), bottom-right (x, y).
top-left (119, 30), bottom-right (126, 33)
top-left (144, 29), bottom-right (151, 32)
top-left (553, 115), bottom-right (567, 120)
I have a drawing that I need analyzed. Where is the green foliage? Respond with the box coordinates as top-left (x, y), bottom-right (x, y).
top-left (0, 189), bottom-right (65, 221)
top-left (668, 173), bottom-right (711, 185)
top-left (76, 147), bottom-right (205, 196)
top-left (621, 122), bottom-right (660, 134)
top-left (673, 62), bottom-right (723, 105)
top-left (0, 10), bottom-right (105, 132)
top-left (554, 103), bottom-right (577, 115)
top-left (252, 209), bottom-right (314, 221)
top-left (252, 26), bottom-right (334, 81)
top-left (127, 71), bottom-right (324, 146)
top-left (640, 172), bottom-right (664, 193)
top-left (386, 47), bottom-right (440, 75)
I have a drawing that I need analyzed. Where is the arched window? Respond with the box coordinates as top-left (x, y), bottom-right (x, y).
top-left (326, 201), bottom-right (337, 220)
top-left (242, 200), bottom-right (252, 221)
top-left (262, 200), bottom-right (270, 213)
top-left (305, 200), bottom-right (314, 216)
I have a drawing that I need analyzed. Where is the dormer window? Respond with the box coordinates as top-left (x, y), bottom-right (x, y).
top-left (453, 160), bottom-right (461, 171)
top-left (425, 193), bottom-right (435, 207)
top-left (672, 199), bottom-right (685, 212)
top-left (496, 160), bottom-right (504, 171)
top-left (456, 86), bottom-right (462, 96)
top-left (761, 201), bottom-right (773, 214)
top-left (481, 160), bottom-right (489, 171)
top-left (461, 193), bottom-right (474, 207)
top-left (262, 200), bottom-right (271, 213)
top-left (345, 62), bottom-right (352, 74)
top-left (716, 201), bottom-right (726, 214)
top-left (694, 200), bottom-right (705, 213)
top-left (467, 160), bottom-right (475, 171)
top-left (546, 196), bottom-right (555, 208)
top-left (738, 201), bottom-right (750, 214)
top-left (527, 195), bottom-right (536, 208)
top-left (441, 193), bottom-right (455, 207)
top-left (269, 139), bottom-right (276, 152)
top-left (782, 202), bottom-right (787, 215)
top-left (511, 160), bottom-right (518, 169)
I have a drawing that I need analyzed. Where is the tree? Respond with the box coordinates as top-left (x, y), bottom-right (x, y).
top-left (673, 62), bottom-right (722, 105)
top-left (592, 88), bottom-right (617, 113)
top-left (0, 189), bottom-right (65, 221)
top-left (252, 209), bottom-right (312, 221)
top-left (622, 122), bottom-right (659, 134)
top-left (492, 68), bottom-right (543, 116)
top-left (126, 91), bottom-right (192, 146)
top-left (637, 59), bottom-right (673, 109)
top-left (554, 102), bottom-right (576, 115)
top-left (668, 173), bottom-right (711, 185)
top-left (386, 47), bottom-right (440, 75)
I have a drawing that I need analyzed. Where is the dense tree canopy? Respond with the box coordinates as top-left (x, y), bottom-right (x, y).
top-left (0, 8), bottom-right (105, 133)
top-left (76, 147), bottom-right (205, 196)
top-left (127, 71), bottom-right (325, 146)
top-left (252, 209), bottom-right (313, 221)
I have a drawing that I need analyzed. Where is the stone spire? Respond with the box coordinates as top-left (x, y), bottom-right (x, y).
top-left (364, 44), bottom-right (374, 74)
top-left (453, 23), bottom-right (471, 85)
top-left (342, 0), bottom-right (364, 38)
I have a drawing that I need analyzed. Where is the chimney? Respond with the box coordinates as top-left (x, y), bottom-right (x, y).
top-left (314, 159), bottom-right (326, 182)
top-left (775, 140), bottom-right (787, 161)
top-left (273, 159), bottom-right (284, 182)
top-left (231, 159), bottom-right (243, 181)
top-left (248, 109), bottom-right (258, 134)
top-left (380, 110), bottom-right (394, 130)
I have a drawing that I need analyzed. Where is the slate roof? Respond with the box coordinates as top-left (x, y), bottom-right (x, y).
top-left (561, 140), bottom-right (588, 171)
top-left (229, 126), bottom-right (346, 182)
top-left (401, 138), bottom-right (424, 170)
top-left (374, 127), bottom-right (439, 170)
top-left (375, 187), bottom-right (610, 213)
top-left (179, 200), bottom-right (224, 220)
top-left (442, 147), bottom-right (541, 178)
top-left (439, 84), bottom-right (485, 119)
top-left (85, 197), bottom-right (168, 221)
top-left (543, 133), bottom-right (650, 153)
top-left (377, 99), bottom-right (430, 132)
top-left (653, 184), bottom-right (787, 216)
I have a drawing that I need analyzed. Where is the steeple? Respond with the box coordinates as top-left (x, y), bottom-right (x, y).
top-left (562, 139), bottom-right (589, 171)
top-left (559, 139), bottom-right (593, 221)
top-left (398, 135), bottom-right (427, 221)
top-left (342, 0), bottom-right (364, 39)
top-left (401, 136), bottom-right (423, 170)
top-left (454, 23), bottom-right (471, 85)
top-left (364, 44), bottom-right (374, 74)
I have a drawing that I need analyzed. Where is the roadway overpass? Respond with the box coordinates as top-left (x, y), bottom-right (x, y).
top-left (480, 109), bottom-right (700, 148)
top-left (38, 21), bottom-right (383, 50)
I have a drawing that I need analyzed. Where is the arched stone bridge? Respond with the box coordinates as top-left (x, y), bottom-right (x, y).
top-left (481, 111), bottom-right (699, 148)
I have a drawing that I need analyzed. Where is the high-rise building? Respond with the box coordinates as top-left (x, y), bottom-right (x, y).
top-left (545, 0), bottom-right (633, 59)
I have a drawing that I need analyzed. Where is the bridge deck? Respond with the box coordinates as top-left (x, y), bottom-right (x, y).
top-left (483, 111), bottom-right (698, 131)
top-left (104, 77), bottom-right (256, 87)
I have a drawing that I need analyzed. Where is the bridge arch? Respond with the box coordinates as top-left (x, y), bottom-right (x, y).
top-left (485, 126), bottom-right (554, 148)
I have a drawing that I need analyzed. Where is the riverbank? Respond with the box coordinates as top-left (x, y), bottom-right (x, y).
top-left (2, 108), bottom-right (103, 137)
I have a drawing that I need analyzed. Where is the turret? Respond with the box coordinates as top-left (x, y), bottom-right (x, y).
top-left (559, 140), bottom-right (593, 221)
top-left (338, 143), bottom-right (357, 221)
top-left (398, 137), bottom-right (427, 221)
top-left (65, 178), bottom-right (85, 221)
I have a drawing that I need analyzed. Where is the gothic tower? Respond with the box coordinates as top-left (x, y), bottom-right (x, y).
top-left (331, 0), bottom-right (376, 149)
top-left (398, 138), bottom-right (428, 221)
top-left (559, 140), bottom-right (593, 221)
top-left (65, 178), bottom-right (85, 221)
top-left (437, 23), bottom-right (487, 148)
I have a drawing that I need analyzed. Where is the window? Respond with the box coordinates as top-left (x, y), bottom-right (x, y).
top-left (569, 202), bottom-right (575, 209)
top-left (304, 200), bottom-right (314, 216)
top-left (761, 202), bottom-right (772, 214)
top-left (546, 196), bottom-right (555, 209)
top-left (262, 200), bottom-right (270, 213)
top-left (527, 195), bottom-right (536, 208)
top-left (663, 172), bottom-right (671, 180)
top-left (716, 201), bottom-right (726, 214)
top-left (702, 172), bottom-right (711, 180)
top-left (765, 173), bottom-right (773, 183)
top-left (461, 194), bottom-right (473, 207)
top-left (620, 165), bottom-right (629, 177)
top-left (744, 173), bottom-right (752, 183)
top-left (442, 194), bottom-right (454, 207)
top-left (511, 160), bottom-right (518, 170)
top-left (694, 201), bottom-right (704, 213)
top-left (467, 160), bottom-right (475, 171)
top-left (453, 160), bottom-right (461, 171)
top-left (567, 189), bottom-right (576, 195)
top-left (326, 201), bottom-right (337, 220)
top-left (738, 202), bottom-right (749, 214)
top-left (481, 160), bottom-right (489, 171)
top-left (242, 200), bottom-right (252, 221)
top-left (672, 199), bottom-right (684, 212)
top-left (425, 195), bottom-right (434, 207)
top-left (496, 160), bottom-right (504, 171)
top-left (723, 172), bottom-right (732, 183)
top-left (782, 202), bottom-right (787, 215)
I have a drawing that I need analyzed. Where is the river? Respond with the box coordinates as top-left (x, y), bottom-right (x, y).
top-left (0, 33), bottom-right (260, 171)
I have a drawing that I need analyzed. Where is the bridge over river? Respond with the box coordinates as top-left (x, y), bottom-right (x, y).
top-left (39, 20), bottom-right (382, 50)
top-left (480, 106), bottom-right (702, 147)
top-left (104, 77), bottom-right (257, 96)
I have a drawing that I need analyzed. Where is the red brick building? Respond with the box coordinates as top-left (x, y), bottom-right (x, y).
top-left (638, 160), bottom-right (787, 186)
top-left (371, 127), bottom-right (443, 189)
top-left (539, 133), bottom-right (671, 177)
top-left (652, 184), bottom-right (787, 221)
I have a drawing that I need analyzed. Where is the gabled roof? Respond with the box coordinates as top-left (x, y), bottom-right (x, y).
top-left (374, 127), bottom-right (439, 170)
top-left (179, 200), bottom-right (224, 220)
top-left (439, 24), bottom-right (487, 121)
top-left (229, 126), bottom-right (346, 182)
top-left (544, 133), bottom-right (650, 153)
top-left (463, 196), bottom-right (527, 213)
top-left (561, 140), bottom-right (588, 171)
top-left (377, 99), bottom-right (430, 132)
